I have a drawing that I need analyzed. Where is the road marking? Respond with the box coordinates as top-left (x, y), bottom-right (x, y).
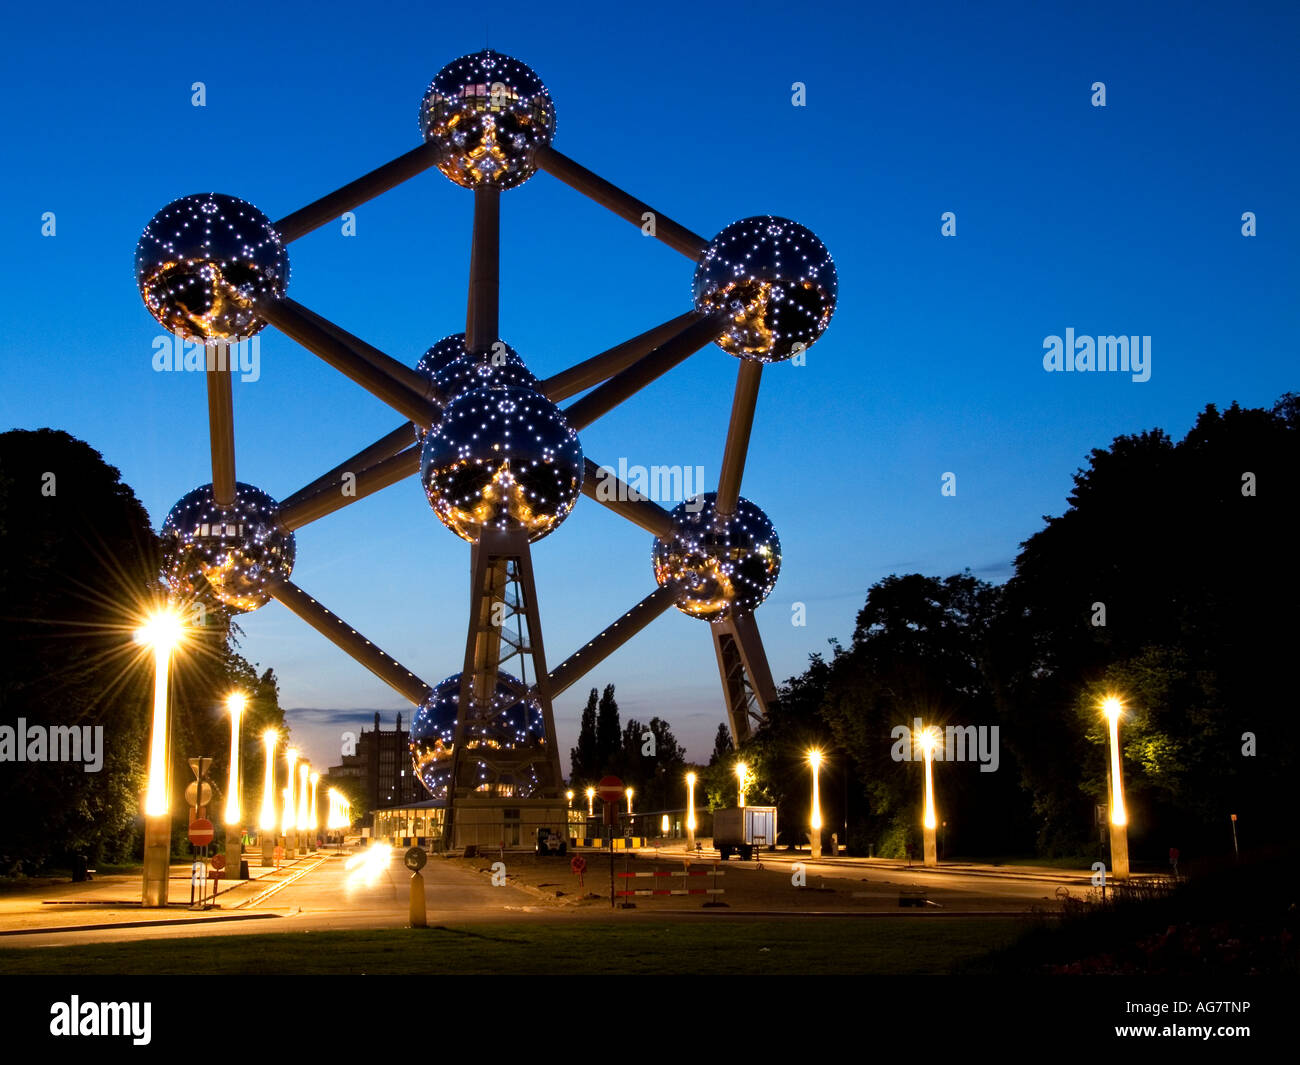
top-left (237, 856), bottom-right (330, 909)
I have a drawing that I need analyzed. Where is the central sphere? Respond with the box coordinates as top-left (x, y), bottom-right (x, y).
top-left (420, 383), bottom-right (582, 543)
top-left (692, 216), bottom-right (837, 362)
top-left (160, 482), bottom-right (295, 613)
top-left (409, 672), bottom-right (548, 799)
top-left (419, 50), bottom-right (555, 190)
top-left (416, 335), bottom-right (539, 403)
top-left (135, 193), bottom-right (288, 342)
top-left (652, 493), bottom-right (781, 620)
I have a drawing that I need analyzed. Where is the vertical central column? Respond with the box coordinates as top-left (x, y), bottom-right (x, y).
top-left (466, 187), bottom-right (501, 354)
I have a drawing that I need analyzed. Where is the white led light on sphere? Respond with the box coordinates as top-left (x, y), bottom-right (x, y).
top-left (419, 50), bottom-right (556, 190)
top-left (652, 493), bottom-right (782, 620)
top-left (410, 672), bottom-right (548, 799)
top-left (160, 482), bottom-right (296, 614)
top-left (693, 215), bottom-right (837, 362)
top-left (135, 192), bottom-right (289, 342)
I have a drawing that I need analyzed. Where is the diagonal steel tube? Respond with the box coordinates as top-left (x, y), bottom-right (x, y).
top-left (580, 458), bottom-right (673, 538)
top-left (279, 422), bottom-right (417, 512)
top-left (563, 311), bottom-right (728, 431)
top-left (257, 298), bottom-right (441, 427)
top-left (535, 146), bottom-right (710, 260)
top-left (715, 358), bottom-right (764, 516)
top-left (278, 446), bottom-right (420, 531)
top-left (274, 142), bottom-right (442, 243)
top-left (267, 578), bottom-right (432, 706)
top-left (543, 311), bottom-right (704, 402)
top-left (545, 585), bottom-right (678, 699)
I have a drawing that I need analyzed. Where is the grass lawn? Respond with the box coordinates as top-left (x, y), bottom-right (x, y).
top-left (0, 917), bottom-right (1025, 975)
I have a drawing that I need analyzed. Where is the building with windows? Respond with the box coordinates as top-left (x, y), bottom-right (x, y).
top-left (324, 712), bottom-right (421, 825)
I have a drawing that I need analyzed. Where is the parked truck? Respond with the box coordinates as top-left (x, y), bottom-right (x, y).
top-left (712, 806), bottom-right (777, 861)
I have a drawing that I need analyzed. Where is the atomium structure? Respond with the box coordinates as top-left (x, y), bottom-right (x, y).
top-left (139, 50), bottom-right (836, 848)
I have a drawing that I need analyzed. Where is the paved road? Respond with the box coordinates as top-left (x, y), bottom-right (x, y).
top-left (0, 849), bottom-right (546, 948)
top-left (0, 845), bottom-right (1089, 948)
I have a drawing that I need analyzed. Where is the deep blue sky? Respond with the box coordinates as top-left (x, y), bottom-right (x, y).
top-left (3, 1), bottom-right (1296, 776)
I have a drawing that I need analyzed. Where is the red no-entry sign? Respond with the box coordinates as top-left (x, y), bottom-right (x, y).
top-left (188, 818), bottom-right (214, 846)
top-left (597, 776), bottom-right (624, 802)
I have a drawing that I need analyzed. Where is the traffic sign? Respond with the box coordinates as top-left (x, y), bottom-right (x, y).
top-left (188, 757), bottom-right (211, 780)
top-left (188, 818), bottom-right (215, 846)
top-left (184, 781), bottom-right (213, 807)
top-left (210, 854), bottom-right (226, 871)
top-left (597, 775), bottom-right (623, 802)
top-left (570, 855), bottom-right (587, 875)
top-left (404, 846), bottom-right (427, 872)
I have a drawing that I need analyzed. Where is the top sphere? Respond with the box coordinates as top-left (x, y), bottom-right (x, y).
top-left (136, 193), bottom-right (288, 342)
top-left (692, 216), bottom-right (837, 362)
top-left (419, 50), bottom-right (555, 190)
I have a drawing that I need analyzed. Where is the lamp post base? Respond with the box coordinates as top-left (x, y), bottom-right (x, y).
top-left (810, 830), bottom-right (822, 859)
top-left (261, 833), bottom-right (275, 867)
top-left (1110, 824), bottom-right (1130, 880)
top-left (141, 814), bottom-right (171, 907)
top-left (225, 833), bottom-right (243, 880)
top-left (923, 826), bottom-right (938, 867)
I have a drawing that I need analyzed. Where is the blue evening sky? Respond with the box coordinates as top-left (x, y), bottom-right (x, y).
top-left (2, 0), bottom-right (1296, 774)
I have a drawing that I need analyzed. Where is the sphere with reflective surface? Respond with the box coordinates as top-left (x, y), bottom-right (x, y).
top-left (652, 493), bottom-right (781, 620)
top-left (692, 216), bottom-right (837, 362)
top-left (421, 384), bottom-right (582, 543)
top-left (136, 193), bottom-right (288, 342)
top-left (160, 483), bottom-right (295, 613)
top-left (410, 672), bottom-right (548, 799)
top-left (418, 335), bottom-right (539, 401)
top-left (419, 50), bottom-right (555, 190)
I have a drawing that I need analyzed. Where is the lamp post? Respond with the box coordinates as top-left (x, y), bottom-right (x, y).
top-left (283, 747), bottom-right (299, 856)
top-left (310, 771), bottom-right (320, 846)
top-left (260, 729), bottom-right (278, 867)
top-left (297, 763), bottom-right (311, 851)
top-left (919, 726), bottom-right (939, 867)
top-left (566, 789), bottom-right (574, 809)
top-left (735, 761), bottom-right (748, 808)
top-left (626, 785), bottom-right (634, 821)
top-left (224, 692), bottom-right (246, 879)
top-left (135, 606), bottom-right (185, 907)
top-left (586, 786), bottom-right (595, 818)
top-left (685, 771), bottom-right (696, 853)
top-left (808, 749), bottom-right (823, 858)
top-left (1102, 697), bottom-right (1129, 880)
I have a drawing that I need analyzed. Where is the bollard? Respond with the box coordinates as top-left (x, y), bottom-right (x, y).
top-left (409, 870), bottom-right (427, 927)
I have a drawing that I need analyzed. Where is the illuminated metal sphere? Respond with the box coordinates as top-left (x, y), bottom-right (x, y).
top-left (422, 336), bottom-right (540, 401)
top-left (420, 383), bottom-right (582, 543)
top-left (410, 671), bottom-right (548, 799)
top-left (419, 50), bottom-right (555, 190)
top-left (652, 493), bottom-right (781, 620)
top-left (135, 193), bottom-right (288, 342)
top-left (692, 216), bottom-right (837, 362)
top-left (160, 482), bottom-right (295, 613)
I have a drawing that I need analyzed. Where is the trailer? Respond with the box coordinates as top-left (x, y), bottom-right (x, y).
top-left (712, 806), bottom-right (777, 861)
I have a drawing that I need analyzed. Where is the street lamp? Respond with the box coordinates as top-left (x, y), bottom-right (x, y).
top-left (283, 747), bottom-right (299, 853)
top-left (626, 786), bottom-right (634, 818)
top-left (134, 605), bottom-right (186, 907)
top-left (1102, 696), bottom-right (1129, 880)
top-left (310, 771), bottom-right (320, 837)
top-left (735, 761), bottom-right (748, 808)
top-left (918, 725), bottom-right (940, 867)
top-left (685, 771), bottom-right (697, 852)
top-left (585, 786), bottom-right (595, 818)
top-left (297, 762), bottom-right (311, 850)
top-left (566, 789), bottom-right (574, 809)
top-left (808, 749), bottom-right (823, 858)
top-left (224, 692), bottom-right (246, 879)
top-left (259, 728), bottom-right (278, 866)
